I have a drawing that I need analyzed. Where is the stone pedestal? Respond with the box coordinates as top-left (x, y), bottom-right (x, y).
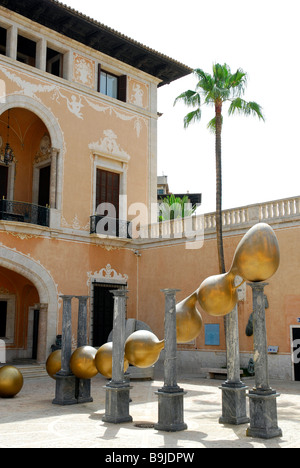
top-left (219, 305), bottom-right (249, 425)
top-left (103, 290), bottom-right (132, 424)
top-left (155, 289), bottom-right (187, 432)
top-left (53, 296), bottom-right (77, 406)
top-left (246, 283), bottom-right (282, 439)
top-left (219, 382), bottom-right (249, 425)
top-left (247, 390), bottom-right (282, 439)
top-left (102, 383), bottom-right (132, 424)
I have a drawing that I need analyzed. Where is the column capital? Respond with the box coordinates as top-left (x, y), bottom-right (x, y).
top-left (51, 147), bottom-right (60, 157)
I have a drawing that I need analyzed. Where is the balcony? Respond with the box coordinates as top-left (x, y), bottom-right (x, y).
top-left (0, 200), bottom-right (50, 228)
top-left (90, 215), bottom-right (132, 239)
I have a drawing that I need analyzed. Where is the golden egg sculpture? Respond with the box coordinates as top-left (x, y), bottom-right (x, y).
top-left (231, 222), bottom-right (280, 282)
top-left (95, 342), bottom-right (129, 379)
top-left (46, 350), bottom-right (62, 380)
top-left (176, 292), bottom-right (203, 343)
top-left (197, 272), bottom-right (238, 317)
top-left (125, 330), bottom-right (165, 369)
top-left (69, 346), bottom-right (98, 380)
top-left (0, 366), bottom-right (24, 398)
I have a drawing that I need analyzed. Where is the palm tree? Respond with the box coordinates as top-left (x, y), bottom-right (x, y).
top-left (174, 63), bottom-right (265, 274)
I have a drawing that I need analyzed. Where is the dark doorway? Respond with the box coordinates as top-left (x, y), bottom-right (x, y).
top-left (92, 283), bottom-right (124, 347)
top-left (38, 165), bottom-right (51, 207)
top-left (0, 301), bottom-right (7, 337)
top-left (0, 165), bottom-right (8, 200)
top-left (292, 327), bottom-right (300, 381)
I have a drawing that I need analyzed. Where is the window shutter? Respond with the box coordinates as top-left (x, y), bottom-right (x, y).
top-left (118, 75), bottom-right (127, 102)
top-left (97, 63), bottom-right (102, 92)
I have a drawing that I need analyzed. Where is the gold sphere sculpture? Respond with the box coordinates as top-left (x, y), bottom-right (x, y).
top-left (176, 292), bottom-right (203, 343)
top-left (231, 222), bottom-right (280, 282)
top-left (125, 330), bottom-right (165, 369)
top-left (95, 342), bottom-right (129, 379)
top-left (197, 272), bottom-right (238, 317)
top-left (46, 350), bottom-right (61, 380)
top-left (69, 346), bottom-right (98, 380)
top-left (0, 366), bottom-right (24, 398)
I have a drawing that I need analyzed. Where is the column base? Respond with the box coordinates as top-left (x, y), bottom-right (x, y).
top-left (219, 382), bottom-right (249, 425)
top-left (52, 373), bottom-right (77, 406)
top-left (102, 384), bottom-right (132, 424)
top-left (76, 378), bottom-right (93, 404)
top-left (247, 390), bottom-right (282, 439)
top-left (155, 388), bottom-right (188, 432)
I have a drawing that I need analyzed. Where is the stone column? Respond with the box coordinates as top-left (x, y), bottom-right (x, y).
top-left (246, 283), bottom-right (282, 439)
top-left (219, 305), bottom-right (249, 425)
top-left (155, 289), bottom-right (187, 432)
top-left (53, 295), bottom-right (77, 406)
top-left (36, 303), bottom-right (48, 364)
top-left (6, 25), bottom-right (18, 60)
top-left (50, 148), bottom-right (58, 209)
top-left (102, 290), bottom-right (132, 424)
top-left (76, 296), bottom-right (93, 404)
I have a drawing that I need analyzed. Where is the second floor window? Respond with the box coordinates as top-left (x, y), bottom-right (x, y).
top-left (99, 70), bottom-right (118, 99)
top-left (98, 65), bottom-right (127, 102)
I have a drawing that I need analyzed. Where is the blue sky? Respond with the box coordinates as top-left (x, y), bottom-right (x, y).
top-left (63, 0), bottom-right (300, 213)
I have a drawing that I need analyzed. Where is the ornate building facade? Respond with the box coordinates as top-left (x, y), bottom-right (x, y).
top-left (0, 1), bottom-right (299, 382)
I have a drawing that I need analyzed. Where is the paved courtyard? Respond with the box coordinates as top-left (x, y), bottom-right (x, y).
top-left (0, 373), bottom-right (300, 449)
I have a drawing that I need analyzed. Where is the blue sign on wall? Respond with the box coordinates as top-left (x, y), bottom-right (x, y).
top-left (205, 324), bottom-right (220, 346)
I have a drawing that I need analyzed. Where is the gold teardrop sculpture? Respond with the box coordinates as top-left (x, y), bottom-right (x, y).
top-left (95, 342), bottom-right (129, 379)
top-left (176, 292), bottom-right (203, 343)
top-left (231, 223), bottom-right (280, 282)
top-left (125, 330), bottom-right (165, 369)
top-left (197, 271), bottom-right (238, 317)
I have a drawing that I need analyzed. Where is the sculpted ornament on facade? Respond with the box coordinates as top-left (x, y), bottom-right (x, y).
top-left (128, 78), bottom-right (149, 109)
top-left (89, 130), bottom-right (130, 161)
top-left (87, 264), bottom-right (128, 285)
top-left (73, 54), bottom-right (95, 89)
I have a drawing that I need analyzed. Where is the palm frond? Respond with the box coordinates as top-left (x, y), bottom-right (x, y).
top-left (228, 98), bottom-right (265, 120)
top-left (174, 90), bottom-right (201, 108)
top-left (183, 108), bottom-right (202, 128)
top-left (207, 116), bottom-right (223, 134)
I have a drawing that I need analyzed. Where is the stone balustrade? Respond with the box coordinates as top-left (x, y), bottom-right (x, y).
top-left (137, 196), bottom-right (300, 242)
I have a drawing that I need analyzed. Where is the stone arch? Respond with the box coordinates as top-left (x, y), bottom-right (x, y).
top-left (0, 95), bottom-right (64, 210)
top-left (0, 245), bottom-right (58, 361)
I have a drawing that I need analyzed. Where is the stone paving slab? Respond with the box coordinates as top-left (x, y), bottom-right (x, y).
top-left (0, 374), bottom-right (300, 448)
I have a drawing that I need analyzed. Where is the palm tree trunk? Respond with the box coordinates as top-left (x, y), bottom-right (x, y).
top-left (215, 102), bottom-right (226, 275)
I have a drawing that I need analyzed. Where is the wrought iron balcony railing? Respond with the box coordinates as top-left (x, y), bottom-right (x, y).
top-left (0, 200), bottom-right (50, 227)
top-left (90, 215), bottom-right (132, 239)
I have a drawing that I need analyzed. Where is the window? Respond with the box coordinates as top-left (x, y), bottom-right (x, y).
top-left (0, 301), bottom-right (7, 338)
top-left (17, 35), bottom-right (36, 67)
top-left (96, 169), bottom-right (120, 218)
top-left (47, 47), bottom-right (63, 78)
top-left (98, 65), bottom-right (127, 102)
top-left (0, 26), bottom-right (6, 56)
top-left (99, 70), bottom-right (118, 99)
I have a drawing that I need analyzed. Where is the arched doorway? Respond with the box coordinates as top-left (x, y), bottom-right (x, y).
top-left (0, 95), bottom-right (63, 222)
top-left (0, 245), bottom-right (58, 363)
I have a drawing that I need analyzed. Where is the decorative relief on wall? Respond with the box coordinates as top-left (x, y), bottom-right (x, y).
top-left (61, 215), bottom-right (90, 231)
top-left (128, 78), bottom-right (149, 110)
top-left (87, 264), bottom-right (128, 286)
top-left (34, 134), bottom-right (51, 164)
top-left (0, 63), bottom-right (148, 138)
top-left (73, 54), bottom-right (95, 89)
top-left (89, 130), bottom-right (131, 161)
